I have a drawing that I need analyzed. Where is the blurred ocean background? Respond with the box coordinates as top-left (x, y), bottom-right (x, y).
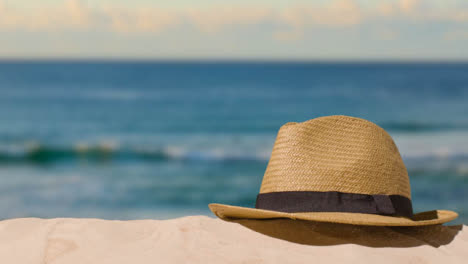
top-left (0, 61), bottom-right (467, 224)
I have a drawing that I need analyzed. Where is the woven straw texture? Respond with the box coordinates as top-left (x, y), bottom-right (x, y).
top-left (209, 204), bottom-right (458, 226)
top-left (209, 115), bottom-right (458, 226)
top-left (260, 115), bottom-right (411, 198)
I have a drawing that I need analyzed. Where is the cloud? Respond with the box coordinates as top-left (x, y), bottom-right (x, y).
top-left (399, 0), bottom-right (421, 13)
top-left (185, 5), bottom-right (272, 33)
top-left (452, 10), bottom-right (468, 22)
top-left (279, 0), bottom-right (362, 28)
top-left (104, 7), bottom-right (181, 33)
top-left (0, 0), bottom-right (364, 34)
top-left (376, 0), bottom-right (421, 16)
top-left (0, 0), bottom-right (96, 31)
top-left (0, 0), bottom-right (467, 38)
top-left (374, 0), bottom-right (468, 22)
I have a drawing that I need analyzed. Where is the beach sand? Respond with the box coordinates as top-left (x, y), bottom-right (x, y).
top-left (0, 216), bottom-right (465, 263)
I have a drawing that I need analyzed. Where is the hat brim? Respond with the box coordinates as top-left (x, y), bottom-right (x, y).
top-left (209, 203), bottom-right (458, 226)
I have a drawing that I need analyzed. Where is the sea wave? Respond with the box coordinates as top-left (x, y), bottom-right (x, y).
top-left (381, 121), bottom-right (468, 132)
top-left (0, 142), bottom-right (467, 174)
top-left (402, 151), bottom-right (468, 176)
top-left (0, 142), bottom-right (270, 164)
top-left (1, 139), bottom-right (468, 177)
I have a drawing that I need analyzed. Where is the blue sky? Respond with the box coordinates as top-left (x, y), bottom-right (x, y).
top-left (1, 0), bottom-right (467, 60)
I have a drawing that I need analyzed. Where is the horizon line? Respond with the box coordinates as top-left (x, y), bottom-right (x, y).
top-left (1, 57), bottom-right (468, 64)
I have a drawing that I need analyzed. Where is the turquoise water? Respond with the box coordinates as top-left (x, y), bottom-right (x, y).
top-left (0, 61), bottom-right (467, 224)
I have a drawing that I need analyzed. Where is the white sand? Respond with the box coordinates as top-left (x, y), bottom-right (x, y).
top-left (0, 216), bottom-right (465, 263)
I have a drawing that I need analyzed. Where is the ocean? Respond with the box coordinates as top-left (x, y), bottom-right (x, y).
top-left (0, 61), bottom-right (467, 224)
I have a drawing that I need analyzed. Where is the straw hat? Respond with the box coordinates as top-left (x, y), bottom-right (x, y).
top-left (209, 115), bottom-right (458, 226)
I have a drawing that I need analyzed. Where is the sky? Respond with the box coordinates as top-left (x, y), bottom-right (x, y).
top-left (0, 0), bottom-right (467, 60)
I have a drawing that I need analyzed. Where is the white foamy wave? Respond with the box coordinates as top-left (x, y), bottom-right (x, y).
top-left (393, 131), bottom-right (468, 158)
top-left (158, 146), bottom-right (269, 162)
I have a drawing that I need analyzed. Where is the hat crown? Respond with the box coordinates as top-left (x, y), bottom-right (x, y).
top-left (260, 115), bottom-right (411, 199)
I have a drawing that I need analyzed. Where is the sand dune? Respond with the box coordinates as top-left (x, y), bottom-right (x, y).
top-left (0, 216), bottom-right (465, 263)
